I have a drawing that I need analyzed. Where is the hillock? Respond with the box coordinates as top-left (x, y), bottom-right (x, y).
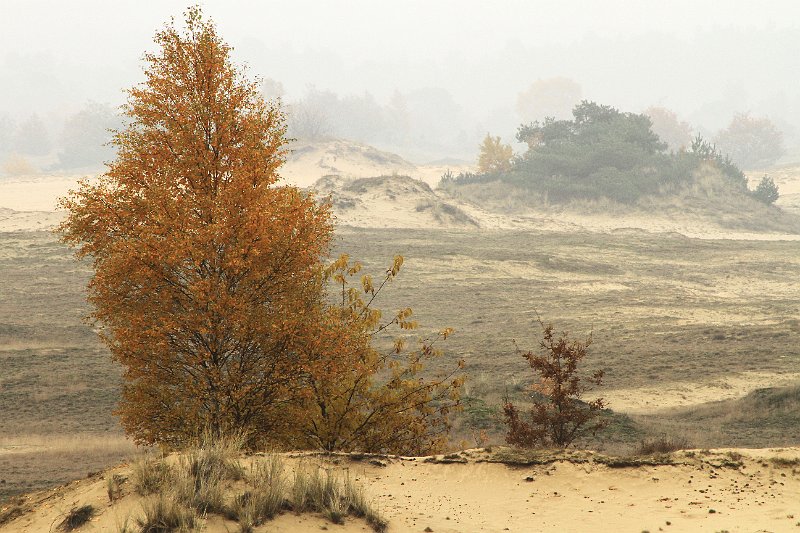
top-left (443, 101), bottom-right (778, 209)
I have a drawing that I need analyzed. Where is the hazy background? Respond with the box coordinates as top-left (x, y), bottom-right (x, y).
top-left (2, 0), bottom-right (799, 163)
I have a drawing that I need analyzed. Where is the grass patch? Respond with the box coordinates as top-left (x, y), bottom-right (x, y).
top-left (770, 457), bottom-right (800, 468)
top-left (487, 447), bottom-right (592, 466)
top-left (646, 385), bottom-right (800, 448)
top-left (132, 455), bottom-right (171, 496)
top-left (292, 463), bottom-right (387, 532)
top-left (595, 454), bottom-right (676, 468)
top-left (636, 435), bottom-right (692, 455)
top-left (136, 494), bottom-right (197, 533)
top-left (126, 440), bottom-right (386, 532)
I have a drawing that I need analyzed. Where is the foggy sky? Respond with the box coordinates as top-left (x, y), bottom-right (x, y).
top-left (2, 0), bottom-right (800, 158)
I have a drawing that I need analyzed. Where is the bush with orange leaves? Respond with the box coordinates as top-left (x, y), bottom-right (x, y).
top-left (294, 254), bottom-right (464, 455)
top-left (503, 321), bottom-right (608, 448)
top-left (58, 8), bottom-right (463, 454)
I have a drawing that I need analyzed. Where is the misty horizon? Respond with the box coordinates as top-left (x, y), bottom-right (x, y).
top-left (2, 0), bottom-right (799, 163)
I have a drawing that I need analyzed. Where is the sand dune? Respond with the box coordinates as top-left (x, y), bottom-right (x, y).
top-left (2, 146), bottom-right (799, 240)
top-left (4, 170), bottom-right (800, 240)
top-left (281, 139), bottom-right (471, 189)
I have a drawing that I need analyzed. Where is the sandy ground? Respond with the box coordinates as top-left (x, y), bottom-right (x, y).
top-left (2, 448), bottom-right (800, 533)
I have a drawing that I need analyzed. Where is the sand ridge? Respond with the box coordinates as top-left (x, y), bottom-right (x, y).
top-left (2, 448), bottom-right (800, 532)
top-left (4, 169), bottom-right (800, 241)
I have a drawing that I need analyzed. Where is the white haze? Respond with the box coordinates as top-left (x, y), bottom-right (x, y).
top-left (2, 0), bottom-right (799, 162)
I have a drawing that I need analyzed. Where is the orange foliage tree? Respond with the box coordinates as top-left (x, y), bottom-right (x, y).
top-left (477, 134), bottom-right (513, 174)
top-left (503, 321), bottom-right (607, 448)
top-left (59, 8), bottom-right (463, 452)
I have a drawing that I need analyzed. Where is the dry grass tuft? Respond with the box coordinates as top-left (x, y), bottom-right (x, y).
top-left (131, 456), bottom-right (171, 496)
top-left (292, 463), bottom-right (387, 532)
top-left (636, 435), bottom-right (692, 455)
top-left (0, 504), bottom-right (25, 527)
top-left (342, 472), bottom-right (388, 533)
top-left (185, 433), bottom-right (245, 482)
top-left (228, 455), bottom-right (289, 530)
top-left (136, 493), bottom-right (197, 533)
top-left (170, 433), bottom-right (245, 515)
top-left (57, 504), bottom-right (95, 531)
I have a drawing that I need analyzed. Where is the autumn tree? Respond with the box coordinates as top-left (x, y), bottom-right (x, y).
top-left (59, 8), bottom-right (333, 448)
top-left (503, 321), bottom-right (607, 448)
top-left (714, 113), bottom-right (785, 169)
top-left (643, 106), bottom-right (692, 151)
top-left (477, 133), bottom-right (513, 174)
top-left (59, 8), bottom-right (464, 454)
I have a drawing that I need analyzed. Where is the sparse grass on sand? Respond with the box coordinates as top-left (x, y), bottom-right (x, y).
top-left (125, 437), bottom-right (387, 533)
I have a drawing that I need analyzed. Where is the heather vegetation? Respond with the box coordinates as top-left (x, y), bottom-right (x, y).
top-left (125, 436), bottom-right (387, 533)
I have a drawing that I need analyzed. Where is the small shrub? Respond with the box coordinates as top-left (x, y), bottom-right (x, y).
top-left (752, 175), bottom-right (779, 205)
top-left (503, 319), bottom-right (608, 448)
top-left (107, 473), bottom-right (127, 502)
top-left (57, 504), bottom-right (96, 531)
top-left (137, 494), bottom-right (197, 533)
top-left (726, 451), bottom-right (743, 462)
top-left (636, 435), bottom-right (691, 455)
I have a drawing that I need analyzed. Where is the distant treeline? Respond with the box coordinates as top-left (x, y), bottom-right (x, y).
top-left (0, 102), bottom-right (121, 173)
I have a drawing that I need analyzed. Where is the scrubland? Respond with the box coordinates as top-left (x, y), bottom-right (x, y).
top-left (2, 166), bottom-right (800, 530)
